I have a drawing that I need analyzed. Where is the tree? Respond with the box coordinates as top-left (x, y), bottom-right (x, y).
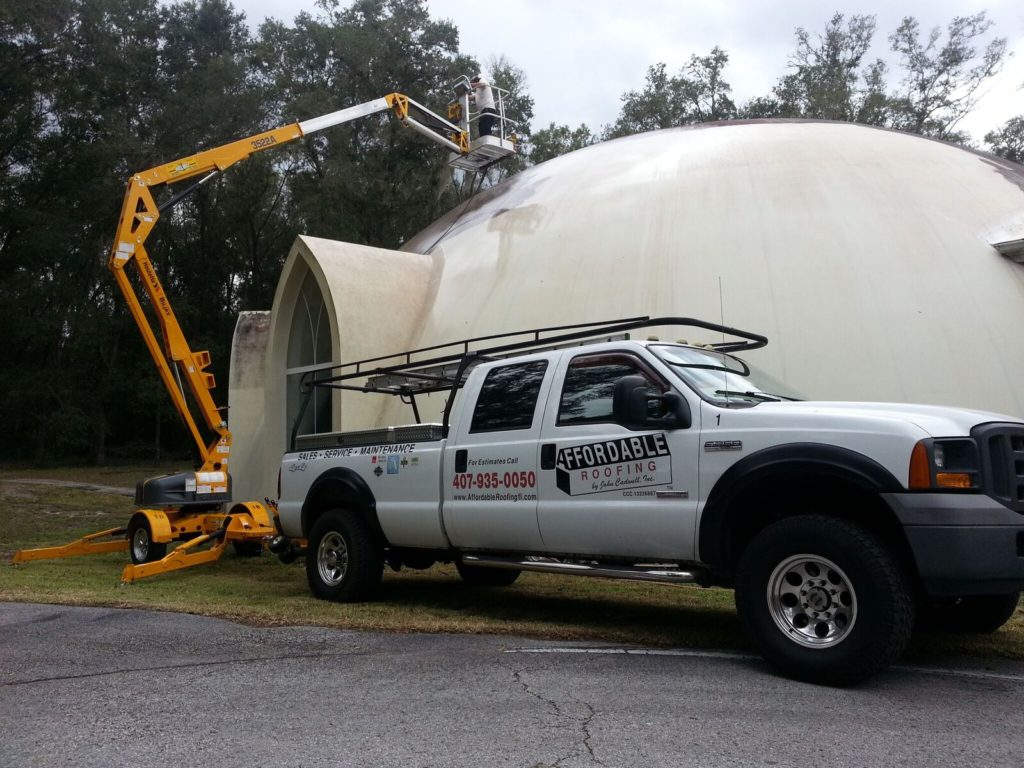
top-left (608, 63), bottom-right (683, 137)
top-left (256, 0), bottom-right (476, 247)
top-left (985, 115), bottom-right (1024, 163)
top-left (0, 0), bottom-right (169, 463)
top-left (682, 47), bottom-right (737, 123)
top-left (607, 47), bottom-right (736, 138)
top-left (745, 13), bottom-right (885, 123)
top-left (887, 12), bottom-right (1007, 141)
top-left (529, 123), bottom-right (596, 165)
top-left (0, 0), bottom-right (546, 464)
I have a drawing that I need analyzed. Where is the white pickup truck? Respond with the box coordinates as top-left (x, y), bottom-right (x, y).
top-left (275, 317), bottom-right (1024, 685)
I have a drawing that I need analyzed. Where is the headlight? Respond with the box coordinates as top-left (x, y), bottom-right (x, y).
top-left (909, 438), bottom-right (980, 490)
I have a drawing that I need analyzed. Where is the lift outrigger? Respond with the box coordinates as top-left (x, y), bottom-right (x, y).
top-left (13, 84), bottom-right (516, 582)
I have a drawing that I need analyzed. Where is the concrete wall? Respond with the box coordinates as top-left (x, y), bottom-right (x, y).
top-left (227, 311), bottom-right (271, 505)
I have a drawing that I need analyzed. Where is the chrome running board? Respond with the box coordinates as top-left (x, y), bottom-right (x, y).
top-left (461, 555), bottom-right (702, 585)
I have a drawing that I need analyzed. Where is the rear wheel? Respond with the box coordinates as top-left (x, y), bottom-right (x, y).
top-left (918, 592), bottom-right (1020, 634)
top-left (735, 515), bottom-right (914, 686)
top-left (306, 510), bottom-right (383, 602)
top-left (127, 516), bottom-right (167, 565)
top-left (456, 561), bottom-right (521, 587)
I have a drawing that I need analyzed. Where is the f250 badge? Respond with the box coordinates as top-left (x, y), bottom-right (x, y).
top-left (556, 434), bottom-right (672, 496)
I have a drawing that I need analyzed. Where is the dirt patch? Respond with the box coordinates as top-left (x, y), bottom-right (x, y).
top-left (4, 479), bottom-right (133, 497)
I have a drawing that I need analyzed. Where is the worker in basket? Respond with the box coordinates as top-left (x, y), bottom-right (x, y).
top-left (470, 74), bottom-right (498, 138)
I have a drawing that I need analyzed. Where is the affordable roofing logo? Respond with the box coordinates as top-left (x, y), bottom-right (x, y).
top-left (555, 434), bottom-right (672, 496)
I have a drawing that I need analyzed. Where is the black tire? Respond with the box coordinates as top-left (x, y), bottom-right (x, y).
top-left (306, 510), bottom-right (383, 602)
top-left (127, 515), bottom-right (167, 565)
top-left (456, 561), bottom-right (521, 587)
top-left (918, 592), bottom-right (1020, 634)
top-left (232, 540), bottom-right (264, 558)
top-left (734, 515), bottom-right (914, 687)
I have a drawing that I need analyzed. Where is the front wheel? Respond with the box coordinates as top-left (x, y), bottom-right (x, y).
top-left (127, 515), bottom-right (167, 565)
top-left (735, 515), bottom-right (914, 686)
top-left (306, 510), bottom-right (383, 602)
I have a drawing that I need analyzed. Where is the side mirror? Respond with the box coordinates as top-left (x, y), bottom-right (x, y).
top-left (660, 391), bottom-right (691, 429)
top-left (612, 375), bottom-right (691, 430)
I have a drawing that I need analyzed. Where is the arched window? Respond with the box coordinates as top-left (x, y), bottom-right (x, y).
top-left (285, 271), bottom-right (332, 437)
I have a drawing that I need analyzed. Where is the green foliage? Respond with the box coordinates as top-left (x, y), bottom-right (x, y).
top-left (737, 10), bottom-right (1007, 144)
top-left (529, 123), bottom-right (597, 166)
top-left (769, 13), bottom-right (881, 122)
top-left (256, 0), bottom-right (475, 247)
top-left (607, 47), bottom-right (736, 139)
top-left (985, 115), bottom-right (1024, 164)
top-left (887, 13), bottom-right (1007, 141)
top-left (0, 0), bottom-right (502, 465)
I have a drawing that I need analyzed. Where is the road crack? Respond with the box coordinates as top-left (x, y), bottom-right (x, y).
top-left (511, 666), bottom-right (604, 766)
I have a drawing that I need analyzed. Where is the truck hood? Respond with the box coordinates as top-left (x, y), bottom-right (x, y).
top-left (751, 400), bottom-right (1022, 438)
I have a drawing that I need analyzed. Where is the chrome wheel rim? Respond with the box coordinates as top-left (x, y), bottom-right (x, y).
top-left (317, 532), bottom-right (349, 587)
top-left (767, 554), bottom-right (857, 648)
top-left (131, 527), bottom-right (150, 562)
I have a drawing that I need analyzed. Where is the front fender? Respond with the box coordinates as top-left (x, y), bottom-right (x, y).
top-left (698, 443), bottom-right (902, 577)
top-left (133, 509), bottom-right (174, 543)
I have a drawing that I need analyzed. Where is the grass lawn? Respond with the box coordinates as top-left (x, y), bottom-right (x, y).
top-left (1, 467), bottom-right (1022, 664)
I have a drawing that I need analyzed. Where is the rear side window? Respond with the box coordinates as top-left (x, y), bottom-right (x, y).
top-left (470, 360), bottom-right (548, 433)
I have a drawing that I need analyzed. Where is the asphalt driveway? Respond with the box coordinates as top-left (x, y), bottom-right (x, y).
top-left (2, 602), bottom-right (1022, 767)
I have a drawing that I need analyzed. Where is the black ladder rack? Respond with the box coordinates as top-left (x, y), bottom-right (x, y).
top-left (289, 316), bottom-right (768, 444)
top-left (301, 316), bottom-right (765, 397)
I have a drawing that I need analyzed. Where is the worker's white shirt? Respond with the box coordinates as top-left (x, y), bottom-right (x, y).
top-left (472, 81), bottom-right (496, 111)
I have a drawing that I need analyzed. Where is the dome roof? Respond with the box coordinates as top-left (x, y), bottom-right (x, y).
top-left (404, 121), bottom-right (1024, 416)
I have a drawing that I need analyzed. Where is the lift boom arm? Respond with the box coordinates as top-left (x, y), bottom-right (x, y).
top-left (109, 93), bottom-right (467, 490)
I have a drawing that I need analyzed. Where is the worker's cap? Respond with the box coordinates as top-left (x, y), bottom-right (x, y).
top-left (470, 74), bottom-right (483, 83)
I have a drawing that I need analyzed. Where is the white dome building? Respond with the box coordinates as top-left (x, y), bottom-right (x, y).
top-left (229, 121), bottom-right (1024, 501)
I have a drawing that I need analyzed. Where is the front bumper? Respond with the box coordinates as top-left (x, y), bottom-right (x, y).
top-left (882, 492), bottom-right (1024, 596)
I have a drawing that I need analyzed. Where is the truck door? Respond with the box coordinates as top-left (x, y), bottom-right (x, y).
top-left (535, 351), bottom-right (700, 560)
top-left (442, 357), bottom-right (550, 551)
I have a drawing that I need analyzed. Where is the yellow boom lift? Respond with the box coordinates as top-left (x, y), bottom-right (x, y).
top-left (13, 86), bottom-right (515, 582)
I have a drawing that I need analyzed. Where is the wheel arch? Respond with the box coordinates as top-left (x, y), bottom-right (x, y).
top-left (699, 443), bottom-right (910, 584)
top-left (129, 509), bottom-right (173, 543)
top-left (301, 468), bottom-right (386, 546)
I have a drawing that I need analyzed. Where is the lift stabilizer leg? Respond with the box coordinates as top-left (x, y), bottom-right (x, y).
top-left (121, 529), bottom-right (229, 582)
top-left (12, 528), bottom-right (128, 564)
top-left (120, 508), bottom-right (276, 583)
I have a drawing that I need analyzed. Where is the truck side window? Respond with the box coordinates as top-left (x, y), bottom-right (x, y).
top-left (558, 355), bottom-right (659, 426)
top-left (470, 360), bottom-right (549, 433)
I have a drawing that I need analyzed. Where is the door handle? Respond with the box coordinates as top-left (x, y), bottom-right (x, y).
top-left (541, 443), bottom-right (556, 470)
top-left (455, 449), bottom-right (468, 474)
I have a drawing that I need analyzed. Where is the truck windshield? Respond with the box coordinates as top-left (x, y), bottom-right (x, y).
top-left (649, 344), bottom-right (802, 407)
